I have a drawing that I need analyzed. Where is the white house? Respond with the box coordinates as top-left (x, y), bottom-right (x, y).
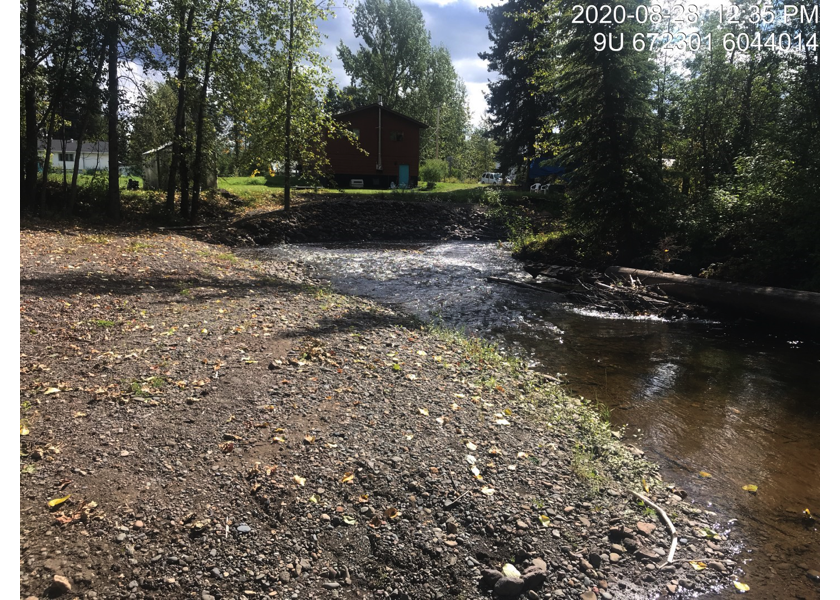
top-left (38, 139), bottom-right (109, 172)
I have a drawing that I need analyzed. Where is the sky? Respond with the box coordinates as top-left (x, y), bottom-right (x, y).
top-left (315, 0), bottom-right (504, 127)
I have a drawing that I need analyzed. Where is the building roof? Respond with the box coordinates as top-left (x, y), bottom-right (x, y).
top-left (38, 139), bottom-right (109, 153)
top-left (334, 103), bottom-right (429, 129)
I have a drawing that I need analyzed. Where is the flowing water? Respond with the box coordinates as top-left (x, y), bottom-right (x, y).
top-left (264, 241), bottom-right (820, 599)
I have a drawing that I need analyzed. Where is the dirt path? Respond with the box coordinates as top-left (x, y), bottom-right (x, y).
top-left (20, 227), bottom-right (742, 600)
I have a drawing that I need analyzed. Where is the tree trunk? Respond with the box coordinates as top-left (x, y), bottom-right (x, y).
top-left (605, 266), bottom-right (819, 325)
top-left (283, 0), bottom-right (294, 211)
top-left (23, 0), bottom-right (38, 212)
top-left (38, 108), bottom-right (57, 214)
top-left (179, 140), bottom-right (191, 219)
top-left (68, 43), bottom-right (107, 215)
top-left (190, 0), bottom-right (223, 224)
top-left (167, 5), bottom-right (195, 217)
top-left (107, 12), bottom-right (120, 221)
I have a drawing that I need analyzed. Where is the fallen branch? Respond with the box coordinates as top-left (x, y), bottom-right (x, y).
top-left (630, 490), bottom-right (678, 564)
top-left (486, 276), bottom-right (559, 293)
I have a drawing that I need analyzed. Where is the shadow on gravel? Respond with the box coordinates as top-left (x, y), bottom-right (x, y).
top-left (280, 308), bottom-right (419, 339)
top-left (19, 269), bottom-right (306, 302)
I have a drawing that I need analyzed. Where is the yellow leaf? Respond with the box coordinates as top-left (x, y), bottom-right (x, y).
top-left (466, 455), bottom-right (477, 465)
top-left (20, 424), bottom-right (29, 436)
top-left (494, 418), bottom-right (511, 426)
top-left (539, 515), bottom-right (550, 527)
top-left (44, 387), bottom-right (61, 395)
top-left (689, 561), bottom-right (707, 571)
top-left (503, 408), bottom-right (512, 416)
top-left (48, 495), bottom-right (71, 508)
top-left (642, 478), bottom-right (650, 493)
top-left (309, 494), bottom-right (320, 503)
top-left (734, 582), bottom-right (750, 592)
top-left (357, 494), bottom-right (369, 503)
top-left (450, 403), bottom-right (460, 410)
top-left (303, 435), bottom-right (315, 445)
top-left (342, 515), bottom-right (356, 525)
top-left (481, 486), bottom-right (495, 495)
top-left (699, 471), bottom-right (712, 478)
top-left (73, 411), bottom-right (87, 418)
top-left (293, 475), bottom-right (306, 487)
top-left (418, 408), bottom-right (429, 416)
top-left (435, 416), bottom-right (445, 424)
top-left (517, 452), bottom-right (529, 459)
top-left (465, 441), bottom-right (478, 451)
top-left (742, 484), bottom-right (758, 493)
top-left (470, 465), bottom-right (482, 479)
top-left (340, 471), bottom-right (355, 484)
top-left (385, 507), bottom-right (401, 519)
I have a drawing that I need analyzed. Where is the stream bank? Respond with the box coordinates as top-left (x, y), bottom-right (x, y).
top-left (19, 228), bottom-right (741, 600)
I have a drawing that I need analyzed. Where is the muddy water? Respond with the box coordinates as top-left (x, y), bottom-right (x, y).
top-left (265, 241), bottom-right (820, 599)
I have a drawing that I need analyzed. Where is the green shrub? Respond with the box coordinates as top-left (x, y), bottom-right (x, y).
top-left (419, 159), bottom-right (447, 183)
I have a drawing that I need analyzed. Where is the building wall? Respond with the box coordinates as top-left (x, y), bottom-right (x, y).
top-left (45, 151), bottom-right (109, 171)
top-left (325, 107), bottom-right (422, 188)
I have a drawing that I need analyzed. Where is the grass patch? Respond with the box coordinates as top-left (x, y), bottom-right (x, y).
top-left (79, 234), bottom-right (111, 245)
top-left (217, 252), bottom-right (238, 262)
top-left (127, 241), bottom-right (153, 252)
top-left (93, 319), bottom-right (116, 328)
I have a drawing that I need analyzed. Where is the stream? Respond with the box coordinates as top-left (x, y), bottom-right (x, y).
top-left (264, 240), bottom-right (820, 599)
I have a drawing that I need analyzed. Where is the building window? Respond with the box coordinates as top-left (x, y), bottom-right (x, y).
top-left (58, 153), bottom-right (74, 162)
top-left (390, 131), bottom-right (404, 141)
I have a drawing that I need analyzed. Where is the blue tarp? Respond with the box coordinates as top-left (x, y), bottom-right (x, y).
top-left (528, 158), bottom-right (565, 180)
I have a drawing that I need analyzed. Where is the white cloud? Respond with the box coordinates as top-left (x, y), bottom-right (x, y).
top-left (464, 80), bottom-right (489, 127)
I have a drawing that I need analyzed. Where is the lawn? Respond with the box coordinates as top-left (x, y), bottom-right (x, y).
top-left (216, 175), bottom-right (488, 200)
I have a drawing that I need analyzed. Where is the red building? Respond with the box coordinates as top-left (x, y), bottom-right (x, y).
top-left (325, 103), bottom-right (428, 189)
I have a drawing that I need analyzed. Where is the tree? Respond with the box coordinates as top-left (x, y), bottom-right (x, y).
top-left (480, 0), bottom-right (551, 181)
top-left (534, 0), bottom-right (664, 259)
top-left (337, 0), bottom-right (469, 161)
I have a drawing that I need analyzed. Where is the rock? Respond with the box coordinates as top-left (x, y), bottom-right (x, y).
top-left (610, 544), bottom-right (624, 554)
top-left (201, 592), bottom-right (215, 600)
top-left (495, 576), bottom-right (525, 597)
top-left (635, 547), bottom-right (658, 561)
top-left (236, 524), bottom-right (252, 533)
top-left (666, 584), bottom-right (677, 594)
top-left (806, 569), bottom-right (820, 582)
top-left (708, 561), bottom-right (726, 572)
top-left (516, 519), bottom-right (530, 530)
top-left (636, 522), bottom-right (656, 536)
top-left (581, 592), bottom-right (597, 600)
top-left (48, 574), bottom-right (72, 596)
top-left (481, 569), bottom-right (504, 586)
top-left (532, 558), bottom-right (548, 572)
top-left (133, 520), bottom-right (144, 529)
top-left (623, 537), bottom-right (640, 552)
top-left (523, 567), bottom-right (547, 591)
top-left (322, 582), bottom-right (340, 589)
top-left (609, 553), bottom-right (621, 563)
top-left (587, 553), bottom-right (601, 569)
